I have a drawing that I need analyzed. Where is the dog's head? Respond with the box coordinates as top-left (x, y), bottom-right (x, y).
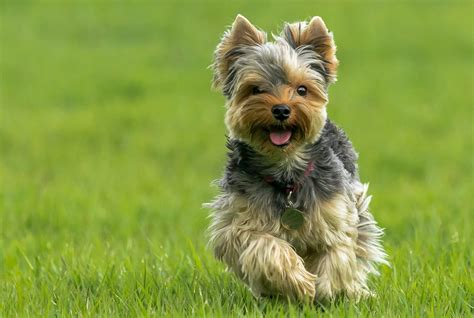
top-left (212, 15), bottom-right (338, 158)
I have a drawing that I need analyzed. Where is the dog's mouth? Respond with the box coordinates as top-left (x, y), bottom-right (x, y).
top-left (268, 128), bottom-right (293, 147)
top-left (252, 125), bottom-right (301, 149)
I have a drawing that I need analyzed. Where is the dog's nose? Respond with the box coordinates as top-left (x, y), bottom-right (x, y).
top-left (272, 104), bottom-right (291, 121)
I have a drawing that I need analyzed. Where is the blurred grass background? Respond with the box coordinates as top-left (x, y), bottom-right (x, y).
top-left (1, 0), bottom-right (472, 316)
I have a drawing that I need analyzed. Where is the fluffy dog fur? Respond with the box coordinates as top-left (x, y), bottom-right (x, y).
top-left (206, 14), bottom-right (388, 302)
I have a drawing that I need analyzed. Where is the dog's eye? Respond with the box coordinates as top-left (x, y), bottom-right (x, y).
top-left (251, 86), bottom-right (265, 95)
top-left (296, 86), bottom-right (307, 96)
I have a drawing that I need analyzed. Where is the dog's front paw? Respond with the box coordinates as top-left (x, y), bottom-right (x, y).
top-left (250, 263), bottom-right (317, 301)
top-left (288, 266), bottom-right (317, 300)
top-left (240, 237), bottom-right (317, 301)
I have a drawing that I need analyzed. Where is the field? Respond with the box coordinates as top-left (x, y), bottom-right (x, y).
top-left (1, 1), bottom-right (472, 316)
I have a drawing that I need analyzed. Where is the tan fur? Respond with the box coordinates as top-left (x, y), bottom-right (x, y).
top-left (225, 80), bottom-right (327, 157)
top-left (208, 182), bottom-right (377, 302)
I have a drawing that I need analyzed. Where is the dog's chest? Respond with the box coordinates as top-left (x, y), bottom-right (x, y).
top-left (267, 192), bottom-right (353, 255)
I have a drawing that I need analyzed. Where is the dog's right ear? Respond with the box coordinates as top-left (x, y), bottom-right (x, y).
top-left (212, 14), bottom-right (266, 91)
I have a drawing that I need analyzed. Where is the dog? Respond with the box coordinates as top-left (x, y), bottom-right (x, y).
top-left (206, 14), bottom-right (387, 302)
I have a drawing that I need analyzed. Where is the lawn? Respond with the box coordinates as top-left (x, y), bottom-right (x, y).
top-left (0, 1), bottom-right (472, 316)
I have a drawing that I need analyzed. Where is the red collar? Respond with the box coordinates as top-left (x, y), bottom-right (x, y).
top-left (263, 161), bottom-right (315, 194)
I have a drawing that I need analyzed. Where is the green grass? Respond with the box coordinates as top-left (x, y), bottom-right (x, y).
top-left (1, 1), bottom-right (472, 316)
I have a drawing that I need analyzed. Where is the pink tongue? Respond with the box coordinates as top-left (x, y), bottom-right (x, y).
top-left (269, 130), bottom-right (292, 146)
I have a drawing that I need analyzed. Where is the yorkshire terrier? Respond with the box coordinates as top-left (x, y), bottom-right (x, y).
top-left (206, 14), bottom-right (387, 302)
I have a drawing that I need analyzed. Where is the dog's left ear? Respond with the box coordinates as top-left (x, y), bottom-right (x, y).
top-left (212, 15), bottom-right (267, 91)
top-left (282, 17), bottom-right (338, 83)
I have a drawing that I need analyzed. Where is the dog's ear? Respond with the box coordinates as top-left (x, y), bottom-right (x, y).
top-left (212, 14), bottom-right (266, 91)
top-left (282, 17), bottom-right (338, 83)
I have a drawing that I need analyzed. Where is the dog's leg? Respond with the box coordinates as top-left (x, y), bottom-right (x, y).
top-left (208, 195), bottom-right (317, 301)
top-left (239, 233), bottom-right (317, 300)
top-left (210, 223), bottom-right (316, 301)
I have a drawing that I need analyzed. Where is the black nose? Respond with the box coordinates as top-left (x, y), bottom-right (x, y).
top-left (272, 104), bottom-right (291, 121)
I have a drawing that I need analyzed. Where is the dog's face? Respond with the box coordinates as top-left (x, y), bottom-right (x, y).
top-left (212, 15), bottom-right (338, 157)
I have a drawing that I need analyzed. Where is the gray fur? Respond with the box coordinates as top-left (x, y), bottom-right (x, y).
top-left (220, 120), bottom-right (358, 216)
